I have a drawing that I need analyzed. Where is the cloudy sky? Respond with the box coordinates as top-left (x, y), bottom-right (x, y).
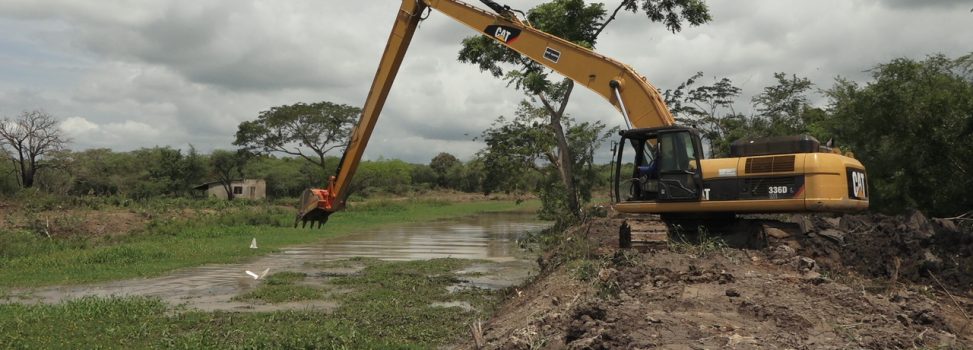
top-left (0, 0), bottom-right (969, 163)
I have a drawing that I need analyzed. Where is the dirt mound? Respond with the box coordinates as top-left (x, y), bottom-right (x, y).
top-left (466, 217), bottom-right (972, 349)
top-left (786, 211), bottom-right (973, 294)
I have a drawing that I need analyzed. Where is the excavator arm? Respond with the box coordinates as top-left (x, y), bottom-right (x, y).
top-left (296, 0), bottom-right (675, 227)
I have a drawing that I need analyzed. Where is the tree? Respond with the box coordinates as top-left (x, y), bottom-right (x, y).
top-left (429, 152), bottom-right (461, 188)
top-left (61, 148), bottom-right (125, 196)
top-left (410, 164), bottom-right (438, 189)
top-left (459, 0), bottom-right (711, 219)
top-left (209, 149), bottom-right (250, 200)
top-left (245, 155), bottom-right (316, 198)
top-left (182, 145), bottom-right (207, 192)
top-left (751, 73), bottom-right (820, 136)
top-left (823, 54), bottom-right (973, 216)
top-left (665, 72), bottom-right (825, 156)
top-left (479, 102), bottom-right (615, 221)
top-left (664, 72), bottom-right (744, 156)
top-left (347, 159), bottom-right (414, 197)
top-left (0, 155), bottom-right (16, 195)
top-left (234, 101), bottom-right (360, 182)
top-left (0, 110), bottom-right (68, 188)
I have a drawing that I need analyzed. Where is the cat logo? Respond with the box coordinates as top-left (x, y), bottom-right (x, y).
top-left (484, 25), bottom-right (521, 44)
top-left (847, 168), bottom-right (867, 200)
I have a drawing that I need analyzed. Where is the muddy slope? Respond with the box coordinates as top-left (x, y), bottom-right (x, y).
top-left (467, 215), bottom-right (973, 349)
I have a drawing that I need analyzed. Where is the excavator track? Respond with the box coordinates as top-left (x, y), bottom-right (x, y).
top-left (618, 213), bottom-right (803, 250)
top-left (619, 215), bottom-right (669, 248)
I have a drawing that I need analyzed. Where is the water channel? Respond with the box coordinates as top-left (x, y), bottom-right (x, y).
top-left (10, 211), bottom-right (550, 312)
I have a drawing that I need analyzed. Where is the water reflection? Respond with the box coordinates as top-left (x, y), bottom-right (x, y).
top-left (9, 211), bottom-right (550, 311)
top-left (286, 211), bottom-right (548, 261)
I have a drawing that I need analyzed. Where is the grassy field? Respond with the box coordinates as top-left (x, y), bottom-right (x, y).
top-left (0, 198), bottom-right (538, 288)
top-left (0, 258), bottom-right (505, 349)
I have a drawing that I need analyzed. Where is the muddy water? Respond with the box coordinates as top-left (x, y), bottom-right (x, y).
top-left (7, 212), bottom-right (549, 312)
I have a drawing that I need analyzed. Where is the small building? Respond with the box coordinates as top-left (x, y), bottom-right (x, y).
top-left (193, 179), bottom-right (267, 200)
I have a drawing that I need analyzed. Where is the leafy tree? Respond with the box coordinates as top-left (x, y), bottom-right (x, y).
top-left (823, 54), bottom-right (973, 216)
top-left (429, 152), bottom-right (461, 188)
top-left (440, 159), bottom-right (488, 193)
top-left (0, 110), bottom-right (68, 188)
top-left (0, 153), bottom-right (17, 195)
top-left (666, 72), bottom-right (825, 156)
top-left (348, 159), bottom-right (414, 197)
top-left (410, 164), bottom-right (438, 190)
top-left (751, 73), bottom-right (822, 137)
top-left (61, 148), bottom-right (127, 195)
top-left (119, 146), bottom-right (209, 198)
top-left (664, 72), bottom-right (744, 156)
top-left (144, 147), bottom-right (185, 195)
top-left (209, 149), bottom-right (251, 200)
top-left (459, 0), bottom-right (711, 218)
top-left (245, 155), bottom-right (315, 198)
top-left (234, 101), bottom-right (360, 179)
top-left (479, 102), bottom-right (615, 221)
top-left (182, 146), bottom-right (207, 192)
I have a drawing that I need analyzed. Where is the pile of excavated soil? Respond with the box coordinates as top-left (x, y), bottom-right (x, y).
top-left (789, 211), bottom-right (973, 294)
top-left (465, 215), bottom-right (973, 349)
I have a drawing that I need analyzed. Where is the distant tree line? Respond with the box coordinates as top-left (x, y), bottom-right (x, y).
top-left (0, 145), bottom-right (501, 200)
top-left (3, 53), bottom-right (970, 217)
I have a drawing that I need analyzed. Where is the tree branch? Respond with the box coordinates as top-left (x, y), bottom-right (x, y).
top-left (536, 93), bottom-right (559, 117)
top-left (556, 79), bottom-right (575, 116)
top-left (593, 0), bottom-right (630, 40)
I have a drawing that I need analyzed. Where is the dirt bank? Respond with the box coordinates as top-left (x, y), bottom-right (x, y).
top-left (465, 214), bottom-right (973, 349)
top-left (793, 211), bottom-right (973, 294)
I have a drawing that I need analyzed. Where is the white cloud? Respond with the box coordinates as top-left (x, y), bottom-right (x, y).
top-left (60, 116), bottom-right (98, 134)
top-left (59, 116), bottom-right (165, 148)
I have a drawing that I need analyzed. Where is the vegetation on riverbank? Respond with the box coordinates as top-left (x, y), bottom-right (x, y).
top-left (0, 258), bottom-right (505, 348)
top-left (0, 197), bottom-right (537, 288)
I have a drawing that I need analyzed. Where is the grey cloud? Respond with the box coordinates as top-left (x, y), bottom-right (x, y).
top-left (0, 0), bottom-right (970, 163)
top-left (877, 0), bottom-right (970, 9)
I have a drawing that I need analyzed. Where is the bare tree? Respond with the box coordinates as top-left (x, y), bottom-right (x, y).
top-left (0, 110), bottom-right (68, 188)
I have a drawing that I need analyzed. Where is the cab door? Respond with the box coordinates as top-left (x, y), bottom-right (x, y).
top-left (613, 128), bottom-right (705, 203)
top-left (655, 130), bottom-right (704, 201)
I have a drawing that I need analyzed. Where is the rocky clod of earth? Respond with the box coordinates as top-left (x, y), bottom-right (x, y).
top-left (462, 212), bottom-right (973, 349)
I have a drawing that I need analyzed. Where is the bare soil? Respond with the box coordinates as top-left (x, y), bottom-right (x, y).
top-left (0, 205), bottom-right (148, 237)
top-left (467, 214), bottom-right (973, 349)
top-left (0, 201), bottom-right (272, 238)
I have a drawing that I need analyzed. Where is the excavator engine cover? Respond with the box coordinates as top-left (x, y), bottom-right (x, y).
top-left (730, 135), bottom-right (821, 157)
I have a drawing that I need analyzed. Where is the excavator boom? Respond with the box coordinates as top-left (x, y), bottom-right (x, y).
top-left (297, 0), bottom-right (678, 226)
top-left (296, 0), bottom-right (868, 229)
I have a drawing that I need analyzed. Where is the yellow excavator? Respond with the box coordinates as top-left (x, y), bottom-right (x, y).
top-left (296, 0), bottom-right (869, 240)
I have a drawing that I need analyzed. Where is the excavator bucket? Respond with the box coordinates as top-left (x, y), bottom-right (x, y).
top-left (295, 188), bottom-right (332, 229)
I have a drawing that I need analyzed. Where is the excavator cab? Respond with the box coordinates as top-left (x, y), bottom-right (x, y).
top-left (614, 127), bottom-right (705, 204)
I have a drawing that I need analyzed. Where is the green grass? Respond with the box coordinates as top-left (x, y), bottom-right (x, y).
top-left (0, 258), bottom-right (504, 349)
top-left (0, 198), bottom-right (538, 288)
top-left (667, 226), bottom-right (728, 257)
top-left (233, 272), bottom-right (323, 303)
